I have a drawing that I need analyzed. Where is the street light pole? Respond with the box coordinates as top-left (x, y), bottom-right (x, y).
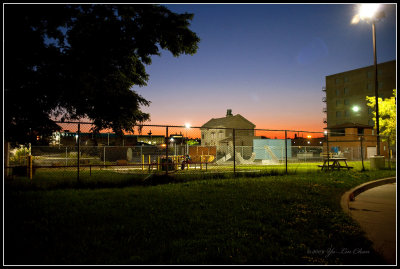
top-left (372, 21), bottom-right (380, 155)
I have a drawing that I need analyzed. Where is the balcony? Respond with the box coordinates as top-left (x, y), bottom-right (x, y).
top-left (322, 86), bottom-right (326, 92)
top-left (323, 107), bottom-right (327, 113)
top-left (323, 118), bottom-right (327, 124)
top-left (322, 97), bottom-right (327, 102)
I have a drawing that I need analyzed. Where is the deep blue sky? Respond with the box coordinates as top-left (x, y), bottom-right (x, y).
top-left (136, 4), bottom-right (396, 131)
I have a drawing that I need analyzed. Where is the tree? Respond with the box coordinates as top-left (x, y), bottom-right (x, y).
top-left (366, 89), bottom-right (396, 145)
top-left (5, 4), bottom-right (200, 145)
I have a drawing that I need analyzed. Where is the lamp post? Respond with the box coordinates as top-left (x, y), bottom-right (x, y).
top-left (352, 4), bottom-right (385, 156)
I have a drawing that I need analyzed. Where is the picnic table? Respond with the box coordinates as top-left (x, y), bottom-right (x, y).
top-left (318, 157), bottom-right (354, 171)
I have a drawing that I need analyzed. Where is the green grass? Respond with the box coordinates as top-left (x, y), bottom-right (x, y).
top-left (5, 169), bottom-right (395, 265)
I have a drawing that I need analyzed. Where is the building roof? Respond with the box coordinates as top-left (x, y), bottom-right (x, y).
top-left (201, 113), bottom-right (256, 129)
top-left (325, 122), bottom-right (373, 130)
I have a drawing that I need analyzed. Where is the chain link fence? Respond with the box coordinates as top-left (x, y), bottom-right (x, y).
top-left (4, 121), bottom-right (396, 180)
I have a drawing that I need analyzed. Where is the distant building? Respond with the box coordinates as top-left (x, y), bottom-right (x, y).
top-left (324, 123), bottom-right (389, 160)
top-left (201, 109), bottom-right (256, 157)
top-left (323, 60), bottom-right (396, 128)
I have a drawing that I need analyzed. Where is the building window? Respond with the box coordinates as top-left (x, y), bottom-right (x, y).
top-left (378, 69), bottom-right (383, 76)
top-left (368, 108), bottom-right (373, 115)
top-left (344, 87), bottom-right (349, 95)
top-left (378, 82), bottom-right (383, 89)
top-left (335, 78), bottom-right (342, 84)
top-left (336, 111), bottom-right (342, 118)
top-left (344, 77), bottom-right (349, 83)
top-left (336, 99), bottom-right (341, 107)
top-left (367, 83), bottom-right (373, 91)
top-left (336, 89), bottom-right (340, 96)
top-left (344, 99), bottom-right (349, 105)
top-left (367, 71), bottom-right (373, 78)
top-left (202, 134), bottom-right (204, 140)
top-left (345, 110), bottom-right (350, 117)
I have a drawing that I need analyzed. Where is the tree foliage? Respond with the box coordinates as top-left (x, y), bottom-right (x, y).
top-left (5, 4), bottom-right (200, 144)
top-left (366, 89), bottom-right (396, 145)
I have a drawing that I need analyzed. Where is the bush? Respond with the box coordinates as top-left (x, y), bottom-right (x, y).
top-left (10, 146), bottom-right (31, 165)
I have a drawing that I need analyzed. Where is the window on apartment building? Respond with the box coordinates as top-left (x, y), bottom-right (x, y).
top-left (336, 111), bottom-right (342, 118)
top-left (331, 128), bottom-right (345, 136)
top-left (344, 77), bottom-right (349, 83)
top-left (378, 82), bottom-right (383, 89)
top-left (211, 133), bottom-right (215, 140)
top-left (336, 89), bottom-right (340, 96)
top-left (357, 128), bottom-right (364, 135)
top-left (335, 78), bottom-right (342, 84)
top-left (344, 87), bottom-right (349, 95)
top-left (202, 134), bottom-right (205, 140)
top-left (336, 99), bottom-right (341, 106)
top-left (345, 110), bottom-right (350, 117)
top-left (378, 69), bottom-right (383, 76)
top-left (344, 99), bottom-right (349, 105)
top-left (367, 83), bottom-right (373, 91)
top-left (367, 71), bottom-right (373, 78)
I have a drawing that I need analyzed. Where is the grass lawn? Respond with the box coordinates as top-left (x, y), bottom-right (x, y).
top-left (4, 169), bottom-right (396, 265)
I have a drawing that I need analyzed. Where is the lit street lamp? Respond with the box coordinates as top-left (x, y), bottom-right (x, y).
top-left (352, 4), bottom-right (385, 156)
top-left (352, 105), bottom-right (360, 113)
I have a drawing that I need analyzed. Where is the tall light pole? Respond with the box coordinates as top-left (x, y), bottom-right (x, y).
top-left (352, 4), bottom-right (385, 156)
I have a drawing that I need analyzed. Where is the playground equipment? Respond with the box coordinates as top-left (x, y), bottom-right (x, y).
top-left (235, 152), bottom-right (256, 164)
top-left (264, 146), bottom-right (279, 163)
top-left (216, 153), bottom-right (232, 164)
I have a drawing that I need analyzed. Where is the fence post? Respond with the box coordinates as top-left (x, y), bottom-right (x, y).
top-left (233, 128), bottom-right (236, 175)
top-left (285, 130), bottom-right (288, 174)
top-left (77, 123), bottom-right (80, 183)
top-left (166, 126), bottom-right (169, 175)
top-left (27, 155), bottom-right (33, 180)
top-left (103, 146), bottom-right (106, 168)
top-left (326, 131), bottom-right (330, 170)
top-left (360, 135), bottom-right (365, 171)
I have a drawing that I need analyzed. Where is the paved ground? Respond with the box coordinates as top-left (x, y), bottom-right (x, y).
top-left (349, 183), bottom-right (396, 265)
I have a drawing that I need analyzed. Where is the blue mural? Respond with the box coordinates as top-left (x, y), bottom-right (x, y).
top-left (253, 139), bottom-right (292, 160)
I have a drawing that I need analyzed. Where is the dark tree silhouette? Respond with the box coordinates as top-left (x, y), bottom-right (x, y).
top-left (5, 4), bottom-right (200, 144)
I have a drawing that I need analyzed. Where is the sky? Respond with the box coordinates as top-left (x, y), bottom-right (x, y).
top-left (134, 3), bottom-right (396, 132)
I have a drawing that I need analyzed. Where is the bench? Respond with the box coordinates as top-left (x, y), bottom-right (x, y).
top-left (318, 165), bottom-right (353, 170)
top-left (319, 158), bottom-right (353, 171)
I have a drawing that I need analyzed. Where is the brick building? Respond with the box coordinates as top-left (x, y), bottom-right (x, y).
top-left (323, 60), bottom-right (396, 128)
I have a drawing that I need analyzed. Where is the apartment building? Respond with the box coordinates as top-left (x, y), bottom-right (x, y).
top-left (323, 60), bottom-right (396, 128)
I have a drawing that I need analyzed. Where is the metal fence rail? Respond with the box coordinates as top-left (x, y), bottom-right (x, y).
top-left (5, 121), bottom-right (396, 180)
